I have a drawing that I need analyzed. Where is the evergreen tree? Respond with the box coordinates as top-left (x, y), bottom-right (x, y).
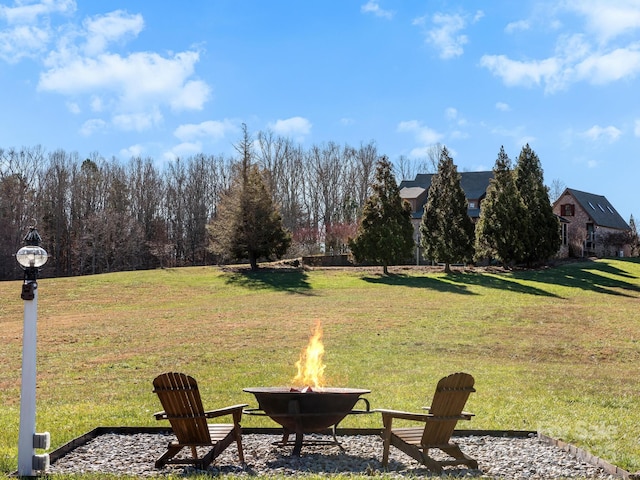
top-left (628, 215), bottom-right (639, 256)
top-left (349, 156), bottom-right (414, 274)
top-left (514, 144), bottom-right (561, 266)
top-left (208, 125), bottom-right (291, 270)
top-left (475, 147), bottom-right (527, 267)
top-left (420, 147), bottom-right (474, 273)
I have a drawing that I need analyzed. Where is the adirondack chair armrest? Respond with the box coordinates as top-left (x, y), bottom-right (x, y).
top-left (203, 404), bottom-right (249, 419)
top-left (376, 408), bottom-right (434, 422)
top-left (460, 410), bottom-right (475, 420)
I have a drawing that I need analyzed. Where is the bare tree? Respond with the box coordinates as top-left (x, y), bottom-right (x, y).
top-left (548, 178), bottom-right (566, 203)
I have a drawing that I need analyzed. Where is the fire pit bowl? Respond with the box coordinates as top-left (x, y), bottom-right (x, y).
top-left (243, 386), bottom-right (370, 433)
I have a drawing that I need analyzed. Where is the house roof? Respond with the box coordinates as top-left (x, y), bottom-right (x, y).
top-left (399, 186), bottom-right (425, 199)
top-left (399, 171), bottom-right (494, 200)
top-left (398, 171), bottom-right (493, 220)
top-left (559, 188), bottom-right (629, 230)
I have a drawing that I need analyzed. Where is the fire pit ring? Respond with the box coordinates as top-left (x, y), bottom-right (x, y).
top-left (243, 386), bottom-right (371, 455)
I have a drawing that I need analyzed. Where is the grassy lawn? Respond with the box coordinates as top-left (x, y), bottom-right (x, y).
top-left (0, 258), bottom-right (639, 477)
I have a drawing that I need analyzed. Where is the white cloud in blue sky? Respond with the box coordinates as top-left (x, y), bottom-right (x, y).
top-left (0, 0), bottom-right (639, 220)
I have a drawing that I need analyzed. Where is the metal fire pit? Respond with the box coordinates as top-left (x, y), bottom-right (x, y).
top-left (243, 386), bottom-right (371, 455)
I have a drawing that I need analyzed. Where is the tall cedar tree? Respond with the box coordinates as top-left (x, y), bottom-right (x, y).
top-left (349, 156), bottom-right (414, 275)
top-left (208, 125), bottom-right (291, 270)
top-left (420, 147), bottom-right (475, 273)
top-left (475, 146), bottom-right (527, 267)
top-left (514, 144), bottom-right (561, 266)
top-left (628, 215), bottom-right (639, 256)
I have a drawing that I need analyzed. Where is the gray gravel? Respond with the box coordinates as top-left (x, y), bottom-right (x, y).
top-left (47, 431), bottom-right (621, 478)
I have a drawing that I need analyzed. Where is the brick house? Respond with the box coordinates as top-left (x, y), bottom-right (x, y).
top-left (399, 171), bottom-right (494, 231)
top-left (552, 188), bottom-right (631, 257)
top-left (398, 172), bottom-right (493, 264)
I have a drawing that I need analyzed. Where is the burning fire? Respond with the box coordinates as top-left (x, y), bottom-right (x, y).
top-left (292, 321), bottom-right (326, 389)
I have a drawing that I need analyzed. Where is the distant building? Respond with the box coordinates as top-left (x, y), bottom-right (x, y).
top-left (552, 188), bottom-right (631, 257)
top-left (399, 171), bottom-right (494, 230)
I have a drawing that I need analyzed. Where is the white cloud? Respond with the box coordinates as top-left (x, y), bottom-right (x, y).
top-left (79, 118), bottom-right (107, 136)
top-left (66, 101), bottom-right (80, 114)
top-left (120, 144), bottom-right (144, 158)
top-left (360, 1), bottom-right (394, 20)
top-left (490, 125), bottom-right (536, 149)
top-left (268, 116), bottom-right (312, 137)
top-left (414, 10), bottom-right (483, 59)
top-left (174, 119), bottom-right (238, 142)
top-left (397, 120), bottom-right (443, 145)
top-left (445, 107), bottom-right (467, 126)
top-left (562, 0), bottom-right (640, 43)
top-left (482, 3), bottom-right (640, 92)
top-left (480, 54), bottom-right (561, 89)
top-left (574, 46), bottom-right (640, 84)
top-left (505, 19), bottom-right (530, 34)
top-left (495, 102), bottom-right (511, 111)
top-left (83, 10), bottom-right (144, 56)
top-left (5, 7), bottom-right (213, 135)
top-left (581, 125), bottom-right (622, 142)
top-left (0, 0), bottom-right (75, 24)
top-left (112, 109), bottom-right (162, 132)
top-left (0, 24), bottom-right (50, 62)
top-left (424, 12), bottom-right (468, 59)
top-left (166, 142), bottom-right (202, 160)
top-left (39, 50), bottom-right (211, 114)
top-left (0, 0), bottom-right (75, 62)
top-left (340, 117), bottom-right (355, 126)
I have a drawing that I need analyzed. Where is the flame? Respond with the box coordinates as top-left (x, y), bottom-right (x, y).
top-left (292, 321), bottom-right (326, 389)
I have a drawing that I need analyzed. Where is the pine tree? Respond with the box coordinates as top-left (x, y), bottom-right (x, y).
top-left (208, 125), bottom-right (291, 270)
top-left (514, 144), bottom-right (561, 266)
top-left (349, 156), bottom-right (414, 275)
top-left (420, 147), bottom-right (474, 273)
top-left (475, 146), bottom-right (527, 267)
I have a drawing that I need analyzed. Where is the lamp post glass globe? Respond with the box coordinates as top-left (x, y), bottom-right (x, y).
top-left (16, 246), bottom-right (48, 269)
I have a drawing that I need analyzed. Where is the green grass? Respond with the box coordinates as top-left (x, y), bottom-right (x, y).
top-left (1, 259), bottom-right (639, 477)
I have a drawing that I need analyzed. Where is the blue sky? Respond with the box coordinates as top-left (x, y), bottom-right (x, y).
top-left (1, 0), bottom-right (639, 221)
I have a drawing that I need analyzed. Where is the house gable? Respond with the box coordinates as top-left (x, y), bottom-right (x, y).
top-left (553, 188), bottom-right (629, 231)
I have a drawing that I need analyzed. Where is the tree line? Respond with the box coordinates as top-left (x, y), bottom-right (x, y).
top-left (0, 130), bottom-right (379, 280)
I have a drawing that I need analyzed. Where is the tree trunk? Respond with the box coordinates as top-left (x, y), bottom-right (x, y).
top-left (444, 262), bottom-right (452, 274)
top-left (249, 251), bottom-right (258, 271)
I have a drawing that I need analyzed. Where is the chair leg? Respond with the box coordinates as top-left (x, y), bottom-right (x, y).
top-left (234, 426), bottom-right (245, 463)
top-left (440, 445), bottom-right (478, 469)
top-left (155, 445), bottom-right (182, 468)
top-left (381, 416), bottom-right (393, 467)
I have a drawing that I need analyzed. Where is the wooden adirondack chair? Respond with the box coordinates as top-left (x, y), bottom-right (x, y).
top-left (152, 372), bottom-right (247, 469)
top-left (378, 372), bottom-right (478, 473)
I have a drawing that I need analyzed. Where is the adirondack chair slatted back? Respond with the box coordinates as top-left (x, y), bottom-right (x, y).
top-left (421, 372), bottom-right (475, 447)
top-left (153, 372), bottom-right (211, 445)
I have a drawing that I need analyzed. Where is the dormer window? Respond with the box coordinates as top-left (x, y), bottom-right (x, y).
top-left (468, 201), bottom-right (476, 209)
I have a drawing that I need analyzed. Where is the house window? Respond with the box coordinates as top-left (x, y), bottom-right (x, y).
top-left (561, 204), bottom-right (575, 216)
top-left (468, 201), bottom-right (476, 209)
top-left (561, 223), bottom-right (568, 246)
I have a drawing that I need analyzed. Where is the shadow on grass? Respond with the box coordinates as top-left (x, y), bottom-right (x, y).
top-left (364, 259), bottom-right (640, 298)
top-left (511, 258), bottom-right (640, 297)
top-left (363, 272), bottom-right (558, 297)
top-left (362, 273), bottom-right (476, 295)
top-left (224, 268), bottom-right (313, 294)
